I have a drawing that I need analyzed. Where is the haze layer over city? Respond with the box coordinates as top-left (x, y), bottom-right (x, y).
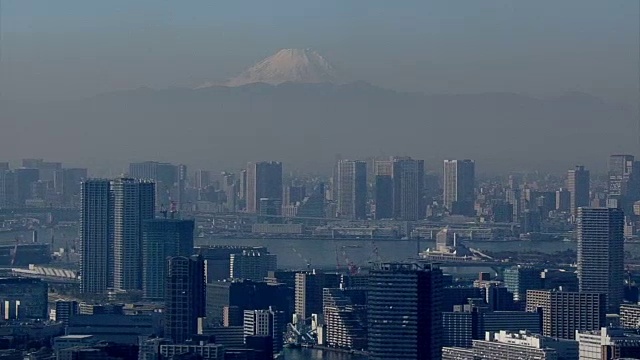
top-left (1, 2), bottom-right (640, 360)
top-left (1, 1), bottom-right (639, 175)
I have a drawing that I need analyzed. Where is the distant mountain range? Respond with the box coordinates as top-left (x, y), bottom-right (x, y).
top-left (0, 50), bottom-right (636, 173)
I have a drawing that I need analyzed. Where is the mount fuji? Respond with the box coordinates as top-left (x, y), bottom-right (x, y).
top-left (225, 48), bottom-right (341, 86)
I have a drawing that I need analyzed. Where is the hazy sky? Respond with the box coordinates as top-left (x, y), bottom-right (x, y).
top-left (1, 0), bottom-right (638, 102)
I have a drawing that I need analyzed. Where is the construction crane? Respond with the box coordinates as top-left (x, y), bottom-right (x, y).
top-left (335, 244), bottom-right (362, 275)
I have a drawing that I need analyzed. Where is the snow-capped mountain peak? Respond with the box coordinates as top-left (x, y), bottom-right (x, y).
top-left (226, 48), bottom-right (340, 86)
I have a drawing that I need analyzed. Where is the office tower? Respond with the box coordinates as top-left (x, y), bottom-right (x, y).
top-left (129, 161), bottom-right (179, 208)
top-left (480, 310), bottom-right (541, 334)
top-left (443, 287), bottom-right (485, 312)
top-left (239, 169), bottom-right (247, 201)
top-left (526, 290), bottom-right (606, 339)
top-left (335, 160), bottom-right (367, 220)
top-left (258, 198), bottom-right (281, 218)
top-left (374, 175), bottom-right (393, 220)
top-left (392, 157), bottom-right (424, 221)
top-left (194, 170), bottom-right (211, 189)
top-left (112, 178), bottom-right (155, 292)
top-left (165, 255), bottom-right (206, 343)
top-left (323, 288), bottom-right (367, 350)
top-left (576, 327), bottom-right (640, 360)
top-left (504, 266), bottom-right (542, 302)
top-left (195, 245), bottom-right (269, 282)
top-left (374, 159), bottom-right (393, 220)
top-left (221, 171), bottom-right (238, 211)
top-left (243, 307), bottom-right (285, 354)
top-left (294, 183), bottom-right (326, 219)
top-left (142, 219), bottom-right (194, 300)
top-left (12, 168), bottom-right (40, 206)
top-left (0, 278), bottom-right (48, 320)
top-left (577, 207), bottom-right (624, 312)
top-left (80, 179), bottom-right (113, 294)
top-left (0, 169), bottom-right (12, 207)
top-left (295, 271), bottom-right (341, 319)
top-left (567, 165), bottom-right (590, 216)
top-left (246, 161), bottom-right (283, 214)
top-left (205, 280), bottom-right (293, 328)
top-left (443, 159), bottom-right (475, 216)
top-left (230, 250), bottom-right (277, 282)
top-left (57, 168), bottom-right (88, 207)
top-left (368, 263), bottom-right (443, 360)
top-left (54, 300), bottom-right (79, 325)
top-left (556, 188), bottom-right (571, 212)
top-left (442, 306), bottom-right (476, 347)
top-left (22, 159), bottom-right (62, 183)
top-left (608, 154), bottom-right (639, 209)
top-left (283, 185), bottom-right (305, 205)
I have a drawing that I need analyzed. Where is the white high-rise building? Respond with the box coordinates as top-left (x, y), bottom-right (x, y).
top-left (112, 178), bottom-right (155, 292)
top-left (335, 160), bottom-right (367, 220)
top-left (243, 307), bottom-right (284, 354)
top-left (577, 207), bottom-right (624, 313)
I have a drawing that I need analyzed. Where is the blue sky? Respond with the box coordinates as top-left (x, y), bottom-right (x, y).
top-left (1, 0), bottom-right (638, 101)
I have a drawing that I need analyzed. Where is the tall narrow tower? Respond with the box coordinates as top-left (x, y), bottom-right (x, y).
top-left (368, 263), bottom-right (443, 359)
top-left (112, 178), bottom-right (155, 292)
top-left (335, 160), bottom-right (367, 220)
top-left (577, 207), bottom-right (624, 312)
top-left (246, 162), bottom-right (283, 214)
top-left (80, 179), bottom-right (113, 294)
top-left (443, 160), bottom-right (475, 216)
top-left (567, 165), bottom-right (590, 216)
top-left (392, 157), bottom-right (424, 221)
top-left (165, 255), bottom-right (206, 343)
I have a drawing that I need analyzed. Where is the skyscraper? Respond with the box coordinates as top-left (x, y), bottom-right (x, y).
top-left (129, 161), bottom-right (180, 209)
top-left (230, 250), bottom-right (277, 282)
top-left (608, 155), bottom-right (638, 209)
top-left (112, 178), bottom-right (155, 292)
top-left (368, 263), bottom-right (443, 360)
top-left (374, 159), bottom-right (393, 220)
top-left (142, 219), bottom-right (194, 300)
top-left (577, 207), bottom-right (624, 312)
top-left (165, 255), bottom-right (206, 343)
top-left (80, 179), bottom-right (113, 294)
top-left (335, 160), bottom-right (367, 220)
top-left (295, 271), bottom-right (341, 319)
top-left (443, 160), bottom-right (475, 216)
top-left (503, 266), bottom-right (542, 302)
top-left (243, 307), bottom-right (285, 354)
top-left (567, 165), bottom-right (590, 216)
top-left (526, 290), bottom-right (606, 340)
top-left (246, 162), bottom-right (283, 214)
top-left (392, 157), bottom-right (424, 221)
top-left (194, 170), bottom-right (211, 189)
top-left (58, 168), bottom-right (88, 207)
top-left (12, 168), bottom-right (40, 206)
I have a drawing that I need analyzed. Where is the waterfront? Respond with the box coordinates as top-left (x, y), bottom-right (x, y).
top-left (196, 235), bottom-right (579, 269)
top-left (282, 348), bottom-right (367, 359)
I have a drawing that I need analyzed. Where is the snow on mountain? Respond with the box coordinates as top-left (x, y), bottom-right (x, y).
top-left (225, 48), bottom-right (340, 86)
